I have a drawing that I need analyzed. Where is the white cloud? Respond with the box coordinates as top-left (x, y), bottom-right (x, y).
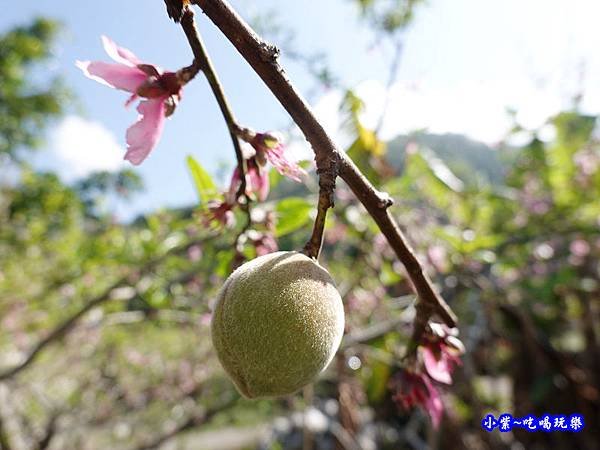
top-left (304, 0), bottom-right (600, 148)
top-left (311, 77), bottom-right (588, 146)
top-left (285, 90), bottom-right (349, 163)
top-left (49, 116), bottom-right (125, 180)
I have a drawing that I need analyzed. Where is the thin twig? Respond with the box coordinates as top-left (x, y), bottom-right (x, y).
top-left (329, 421), bottom-right (363, 450)
top-left (303, 153), bottom-right (338, 259)
top-left (179, 8), bottom-right (248, 203)
top-left (190, 0), bottom-right (457, 333)
top-left (302, 385), bottom-right (315, 450)
top-left (180, 6), bottom-right (253, 258)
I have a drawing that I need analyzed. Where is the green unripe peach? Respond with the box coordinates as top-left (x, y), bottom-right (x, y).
top-left (211, 251), bottom-right (345, 398)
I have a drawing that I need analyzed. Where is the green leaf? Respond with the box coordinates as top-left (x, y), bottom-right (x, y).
top-left (364, 358), bottom-right (390, 403)
top-left (147, 288), bottom-right (168, 308)
top-left (269, 166), bottom-right (283, 189)
top-left (215, 250), bottom-right (234, 277)
top-left (380, 260), bottom-right (402, 286)
top-left (186, 155), bottom-right (218, 205)
top-left (546, 113), bottom-right (595, 207)
top-left (274, 197), bottom-right (313, 237)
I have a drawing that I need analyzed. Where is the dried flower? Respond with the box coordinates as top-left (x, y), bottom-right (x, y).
top-left (392, 370), bottom-right (444, 428)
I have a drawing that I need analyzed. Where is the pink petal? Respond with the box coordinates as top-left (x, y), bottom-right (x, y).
top-left (226, 168), bottom-right (242, 204)
top-left (257, 171), bottom-right (270, 201)
top-left (422, 346), bottom-right (453, 385)
top-left (125, 93), bottom-right (139, 108)
top-left (77, 60), bottom-right (147, 93)
top-left (200, 313), bottom-right (212, 326)
top-left (255, 234), bottom-right (278, 256)
top-left (227, 164), bottom-right (270, 202)
top-left (422, 376), bottom-right (444, 428)
top-left (392, 371), bottom-right (444, 428)
top-left (101, 35), bottom-right (142, 67)
top-left (443, 342), bottom-right (464, 365)
top-left (265, 145), bottom-right (306, 182)
top-left (124, 98), bottom-right (166, 165)
top-left (203, 199), bottom-right (235, 228)
top-left (247, 164), bottom-right (269, 201)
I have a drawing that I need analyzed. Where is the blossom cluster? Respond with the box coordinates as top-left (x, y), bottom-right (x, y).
top-left (391, 323), bottom-right (465, 428)
top-left (78, 37), bottom-right (306, 230)
top-left (203, 132), bottom-right (306, 228)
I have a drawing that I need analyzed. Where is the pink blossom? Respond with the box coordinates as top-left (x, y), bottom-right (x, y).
top-left (392, 371), bottom-right (444, 428)
top-left (200, 313), bottom-right (212, 326)
top-left (574, 149), bottom-right (600, 176)
top-left (389, 326), bottom-right (461, 428)
top-left (570, 239), bottom-right (590, 258)
top-left (228, 159), bottom-right (270, 202)
top-left (77, 36), bottom-right (183, 165)
top-left (187, 244), bottom-right (202, 262)
top-left (251, 132), bottom-right (306, 182)
top-left (247, 160), bottom-right (270, 201)
top-left (421, 342), bottom-right (462, 385)
top-left (421, 324), bottom-right (464, 385)
top-left (253, 232), bottom-right (278, 256)
top-left (203, 199), bottom-right (235, 228)
top-left (201, 156), bottom-right (270, 228)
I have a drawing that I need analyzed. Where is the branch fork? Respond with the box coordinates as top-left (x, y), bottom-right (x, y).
top-left (187, 0), bottom-right (457, 334)
top-left (303, 152), bottom-right (339, 259)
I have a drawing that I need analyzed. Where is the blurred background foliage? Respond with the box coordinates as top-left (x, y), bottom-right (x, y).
top-left (0, 18), bottom-right (66, 160)
top-left (1, 1), bottom-right (599, 449)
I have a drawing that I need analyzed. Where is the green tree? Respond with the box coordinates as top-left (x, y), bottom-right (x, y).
top-left (0, 18), bottom-right (67, 160)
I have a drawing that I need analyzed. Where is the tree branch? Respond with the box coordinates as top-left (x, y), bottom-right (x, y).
top-left (0, 234), bottom-right (218, 381)
top-left (498, 303), bottom-right (599, 401)
top-left (163, 0), bottom-right (186, 22)
top-left (341, 316), bottom-right (406, 350)
top-left (190, 0), bottom-right (457, 329)
top-left (0, 277), bottom-right (124, 381)
top-left (0, 415), bottom-right (12, 450)
top-left (35, 413), bottom-right (59, 450)
top-left (134, 395), bottom-right (239, 450)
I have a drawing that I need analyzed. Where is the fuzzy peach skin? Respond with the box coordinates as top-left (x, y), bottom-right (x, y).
top-left (211, 251), bottom-right (345, 398)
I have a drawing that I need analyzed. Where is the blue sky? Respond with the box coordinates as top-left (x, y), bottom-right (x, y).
top-left (4, 0), bottom-right (600, 219)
